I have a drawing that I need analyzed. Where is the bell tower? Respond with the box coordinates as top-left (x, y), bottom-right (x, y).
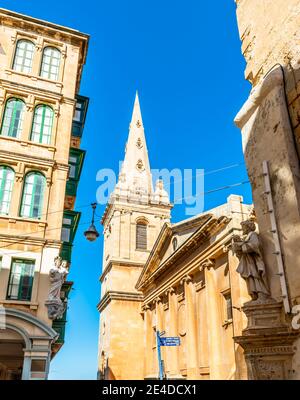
top-left (97, 92), bottom-right (172, 380)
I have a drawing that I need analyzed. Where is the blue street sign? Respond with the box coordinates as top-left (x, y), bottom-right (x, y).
top-left (159, 337), bottom-right (181, 347)
top-left (156, 332), bottom-right (181, 380)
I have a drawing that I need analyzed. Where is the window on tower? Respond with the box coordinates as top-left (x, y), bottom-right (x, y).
top-left (136, 220), bottom-right (147, 250)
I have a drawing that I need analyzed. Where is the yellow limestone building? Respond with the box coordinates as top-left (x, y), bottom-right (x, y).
top-left (0, 9), bottom-right (89, 380)
top-left (98, 94), bottom-right (253, 380)
top-left (233, 0), bottom-right (300, 380)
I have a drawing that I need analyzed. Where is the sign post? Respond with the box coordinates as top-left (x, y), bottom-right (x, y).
top-left (156, 331), bottom-right (164, 380)
top-left (156, 331), bottom-right (181, 380)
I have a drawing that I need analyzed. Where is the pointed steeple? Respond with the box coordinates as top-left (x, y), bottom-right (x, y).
top-left (114, 92), bottom-right (154, 201)
top-left (131, 91), bottom-right (143, 127)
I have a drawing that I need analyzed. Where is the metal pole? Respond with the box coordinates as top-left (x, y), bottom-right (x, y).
top-left (156, 331), bottom-right (164, 380)
top-left (262, 160), bottom-right (290, 313)
top-left (91, 203), bottom-right (97, 224)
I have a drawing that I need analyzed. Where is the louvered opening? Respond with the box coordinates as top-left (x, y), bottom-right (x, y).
top-left (136, 223), bottom-right (147, 250)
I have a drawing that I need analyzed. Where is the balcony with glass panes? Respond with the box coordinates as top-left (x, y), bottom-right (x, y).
top-left (60, 210), bottom-right (81, 262)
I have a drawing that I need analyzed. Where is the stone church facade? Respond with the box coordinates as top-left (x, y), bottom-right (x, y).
top-left (97, 93), bottom-right (253, 380)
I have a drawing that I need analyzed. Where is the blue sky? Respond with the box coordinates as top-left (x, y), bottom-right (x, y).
top-left (1, 1), bottom-right (252, 379)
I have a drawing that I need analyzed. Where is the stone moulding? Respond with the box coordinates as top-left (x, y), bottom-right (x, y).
top-left (234, 65), bottom-right (284, 129)
top-left (97, 291), bottom-right (143, 313)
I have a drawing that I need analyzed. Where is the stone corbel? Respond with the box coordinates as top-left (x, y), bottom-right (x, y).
top-left (180, 275), bottom-right (192, 286)
top-left (35, 37), bottom-right (43, 52)
top-left (46, 177), bottom-right (52, 187)
top-left (11, 33), bottom-right (17, 45)
top-left (61, 45), bottom-right (67, 59)
top-left (141, 304), bottom-right (151, 313)
top-left (153, 296), bottom-right (162, 305)
top-left (15, 173), bottom-right (23, 183)
top-left (199, 258), bottom-right (215, 272)
top-left (26, 95), bottom-right (35, 112)
top-left (0, 87), bottom-right (6, 106)
top-left (165, 287), bottom-right (175, 296)
top-left (54, 106), bottom-right (60, 119)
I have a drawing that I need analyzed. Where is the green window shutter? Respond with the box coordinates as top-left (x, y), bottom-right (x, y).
top-left (13, 40), bottom-right (34, 74)
top-left (68, 148), bottom-right (86, 179)
top-left (60, 243), bottom-right (73, 263)
top-left (40, 47), bottom-right (61, 81)
top-left (0, 166), bottom-right (14, 215)
top-left (7, 259), bottom-right (35, 301)
top-left (30, 105), bottom-right (54, 144)
top-left (71, 95), bottom-right (89, 138)
top-left (20, 172), bottom-right (46, 219)
top-left (61, 211), bottom-right (81, 244)
top-left (66, 181), bottom-right (78, 197)
top-left (1, 98), bottom-right (25, 138)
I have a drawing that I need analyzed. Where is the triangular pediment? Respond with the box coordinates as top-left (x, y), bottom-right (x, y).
top-left (136, 213), bottom-right (214, 289)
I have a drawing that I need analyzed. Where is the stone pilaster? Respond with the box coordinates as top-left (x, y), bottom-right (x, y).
top-left (143, 304), bottom-right (152, 378)
top-left (181, 275), bottom-right (199, 379)
top-left (165, 287), bottom-right (183, 379)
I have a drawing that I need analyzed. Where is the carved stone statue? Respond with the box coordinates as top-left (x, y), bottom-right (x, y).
top-left (45, 256), bottom-right (69, 320)
top-left (232, 220), bottom-right (270, 302)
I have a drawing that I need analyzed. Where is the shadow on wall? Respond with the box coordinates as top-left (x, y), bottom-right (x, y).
top-left (236, 65), bottom-right (300, 306)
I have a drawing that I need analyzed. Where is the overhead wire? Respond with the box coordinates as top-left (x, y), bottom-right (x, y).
top-left (0, 160), bottom-right (250, 254)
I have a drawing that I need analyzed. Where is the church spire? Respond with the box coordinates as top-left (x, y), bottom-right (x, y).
top-left (131, 91), bottom-right (143, 127)
top-left (115, 92), bottom-right (153, 200)
top-left (113, 92), bottom-right (170, 205)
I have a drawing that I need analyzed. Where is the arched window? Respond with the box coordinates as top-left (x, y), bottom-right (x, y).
top-left (0, 166), bottom-right (14, 215)
top-left (20, 172), bottom-right (46, 219)
top-left (13, 39), bottom-right (35, 74)
top-left (30, 105), bottom-right (54, 144)
top-left (40, 47), bottom-right (61, 81)
top-left (1, 98), bottom-right (25, 138)
top-left (136, 220), bottom-right (147, 250)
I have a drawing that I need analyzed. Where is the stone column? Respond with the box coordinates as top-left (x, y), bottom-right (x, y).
top-left (21, 355), bottom-right (31, 380)
top-left (166, 287), bottom-right (182, 379)
top-left (205, 264), bottom-right (223, 379)
top-left (143, 304), bottom-right (152, 378)
top-left (181, 275), bottom-right (199, 379)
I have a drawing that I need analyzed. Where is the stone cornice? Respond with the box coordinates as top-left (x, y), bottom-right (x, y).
top-left (0, 8), bottom-right (89, 42)
top-left (100, 259), bottom-right (144, 283)
top-left (0, 148), bottom-right (69, 171)
top-left (97, 291), bottom-right (143, 313)
top-left (101, 200), bottom-right (172, 226)
top-left (0, 79), bottom-right (77, 106)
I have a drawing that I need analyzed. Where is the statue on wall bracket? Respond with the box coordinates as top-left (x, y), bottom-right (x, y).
top-left (45, 256), bottom-right (69, 320)
top-left (232, 220), bottom-right (271, 303)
